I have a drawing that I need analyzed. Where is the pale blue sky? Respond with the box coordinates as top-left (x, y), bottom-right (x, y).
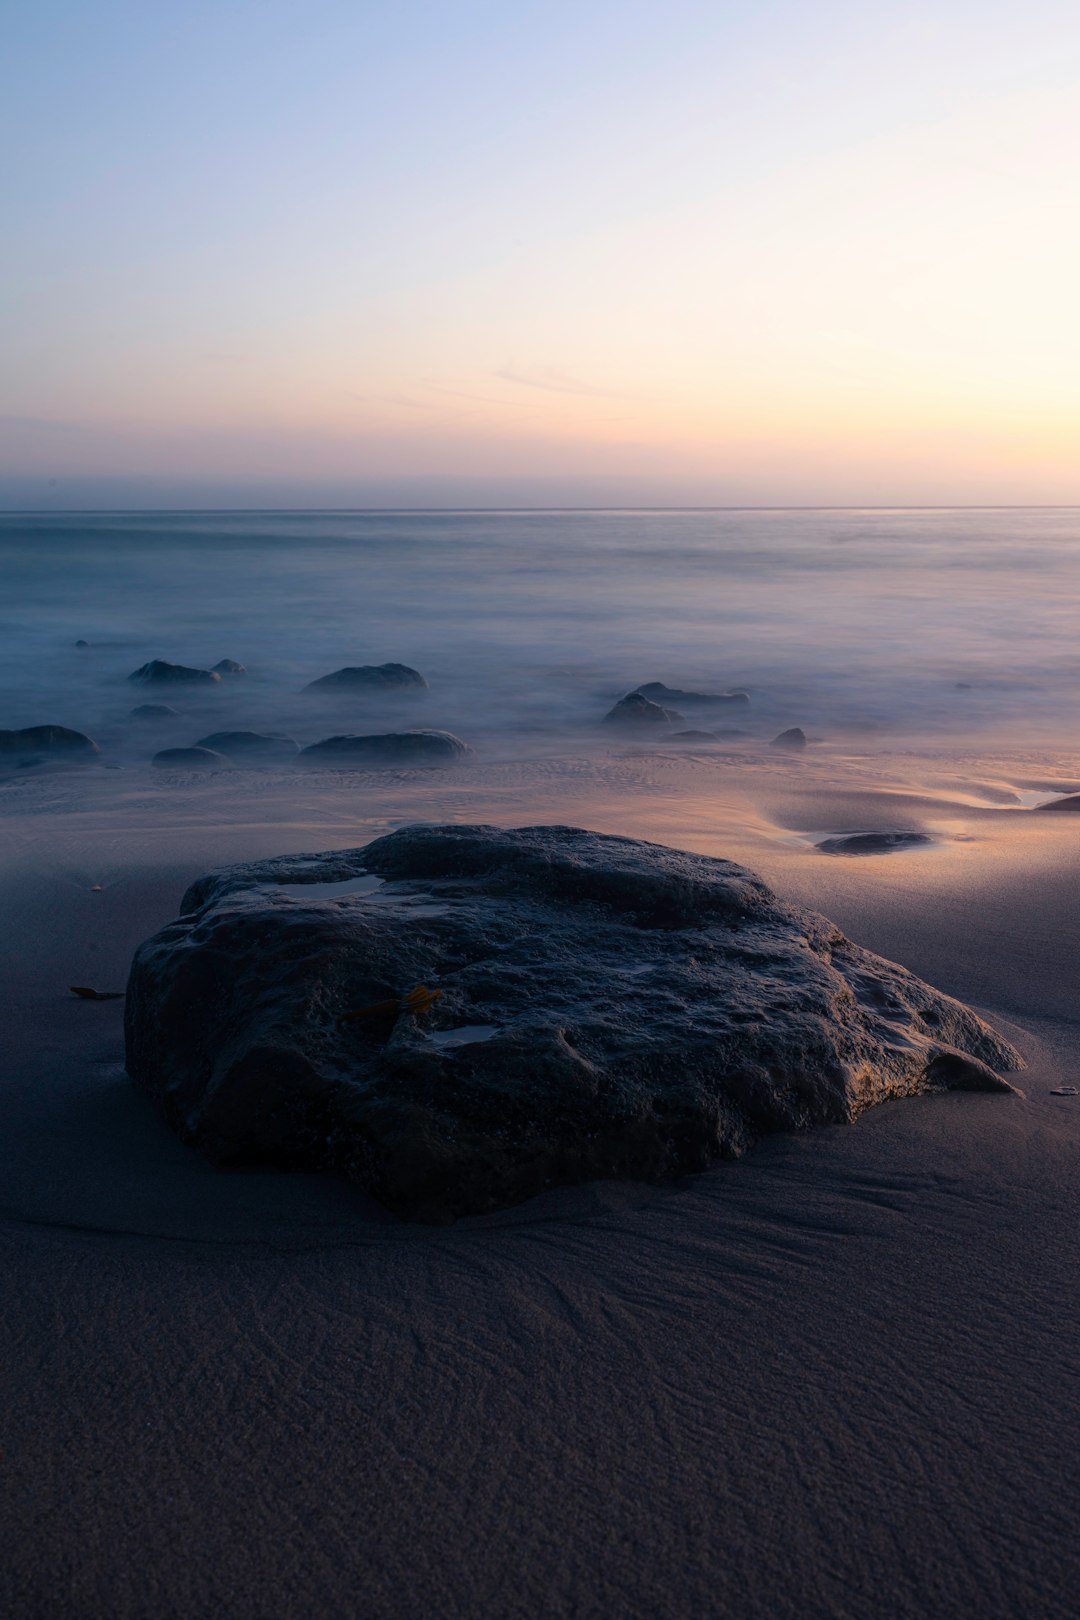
top-left (3, 1), bottom-right (1079, 505)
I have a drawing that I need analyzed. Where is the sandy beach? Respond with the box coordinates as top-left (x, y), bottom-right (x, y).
top-left (8, 0), bottom-right (1080, 1604)
top-left (3, 737), bottom-right (1078, 1619)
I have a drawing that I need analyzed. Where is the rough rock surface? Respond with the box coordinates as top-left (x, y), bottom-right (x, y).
top-left (303, 663), bottom-right (427, 693)
top-left (126, 824), bottom-right (1022, 1221)
top-left (212, 659), bottom-right (246, 675)
top-left (131, 704), bottom-right (180, 720)
top-left (151, 746), bottom-right (230, 770)
top-left (604, 693), bottom-right (685, 726)
top-left (817, 832), bottom-right (932, 856)
top-left (771, 727), bottom-right (807, 750)
top-left (129, 660), bottom-right (221, 687)
top-left (0, 725), bottom-right (100, 759)
top-left (636, 682), bottom-right (750, 707)
top-left (195, 731), bottom-right (299, 763)
top-left (298, 730), bottom-right (471, 766)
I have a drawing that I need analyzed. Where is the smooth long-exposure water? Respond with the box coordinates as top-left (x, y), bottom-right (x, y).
top-left (3, 507), bottom-right (1079, 754)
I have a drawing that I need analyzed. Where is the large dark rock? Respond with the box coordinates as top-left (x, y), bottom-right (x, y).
top-left (636, 682), bottom-right (750, 707)
top-left (604, 693), bottom-right (685, 726)
top-left (195, 731), bottom-right (299, 763)
top-left (126, 824), bottom-right (1021, 1221)
top-left (299, 731), bottom-right (470, 767)
top-left (129, 660), bottom-right (221, 687)
top-left (0, 725), bottom-right (100, 759)
top-left (303, 664), bottom-right (427, 693)
top-left (771, 727), bottom-right (807, 750)
top-left (151, 746), bottom-right (230, 770)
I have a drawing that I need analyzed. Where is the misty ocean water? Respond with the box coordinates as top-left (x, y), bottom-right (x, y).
top-left (2, 507), bottom-right (1079, 755)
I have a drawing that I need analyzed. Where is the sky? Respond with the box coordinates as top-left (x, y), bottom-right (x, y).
top-left (2, 0), bottom-right (1080, 507)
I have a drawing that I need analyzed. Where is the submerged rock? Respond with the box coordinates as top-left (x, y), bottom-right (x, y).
top-left (669, 728), bottom-right (751, 742)
top-left (126, 823), bottom-right (1022, 1222)
top-left (299, 730), bottom-right (470, 767)
top-left (1039, 794), bottom-right (1080, 812)
top-left (212, 658), bottom-right (246, 676)
top-left (604, 693), bottom-right (685, 726)
top-left (129, 660), bottom-right (221, 687)
top-left (131, 704), bottom-right (180, 721)
top-left (303, 664), bottom-right (427, 693)
top-left (0, 725), bottom-right (100, 759)
top-left (75, 639), bottom-right (90, 649)
top-left (771, 727), bottom-right (807, 750)
top-left (151, 746), bottom-right (230, 770)
top-left (817, 832), bottom-right (932, 856)
top-left (195, 731), bottom-right (299, 763)
top-left (636, 682), bottom-right (750, 707)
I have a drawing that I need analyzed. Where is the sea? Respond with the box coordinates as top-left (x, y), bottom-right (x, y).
top-left (3, 507), bottom-right (1079, 758)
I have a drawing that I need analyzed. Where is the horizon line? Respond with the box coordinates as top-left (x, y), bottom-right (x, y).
top-left (3, 503), bottom-right (1080, 516)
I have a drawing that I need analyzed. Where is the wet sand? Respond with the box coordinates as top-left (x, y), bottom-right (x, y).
top-left (2, 741), bottom-right (1079, 1618)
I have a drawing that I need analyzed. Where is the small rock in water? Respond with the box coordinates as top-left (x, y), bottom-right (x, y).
top-left (195, 731), bottom-right (299, 763)
top-left (604, 692), bottom-right (685, 726)
top-left (669, 727), bottom-right (750, 741)
top-left (635, 682), bottom-right (749, 707)
top-left (75, 639), bottom-right (90, 648)
top-left (771, 727), bottom-right (807, 750)
top-left (817, 832), bottom-right (932, 856)
top-left (126, 824), bottom-right (1022, 1221)
top-left (1049, 1086), bottom-right (1078, 1097)
top-left (212, 659), bottom-right (246, 676)
top-left (302, 664), bottom-right (427, 693)
top-left (131, 704), bottom-right (180, 721)
top-left (129, 660), bottom-right (221, 687)
top-left (151, 746), bottom-right (230, 770)
top-left (299, 730), bottom-right (470, 766)
top-left (1039, 794), bottom-right (1080, 813)
top-left (0, 725), bottom-right (100, 759)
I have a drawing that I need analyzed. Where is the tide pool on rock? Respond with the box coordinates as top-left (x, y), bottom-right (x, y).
top-left (125, 824), bottom-right (1021, 1221)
